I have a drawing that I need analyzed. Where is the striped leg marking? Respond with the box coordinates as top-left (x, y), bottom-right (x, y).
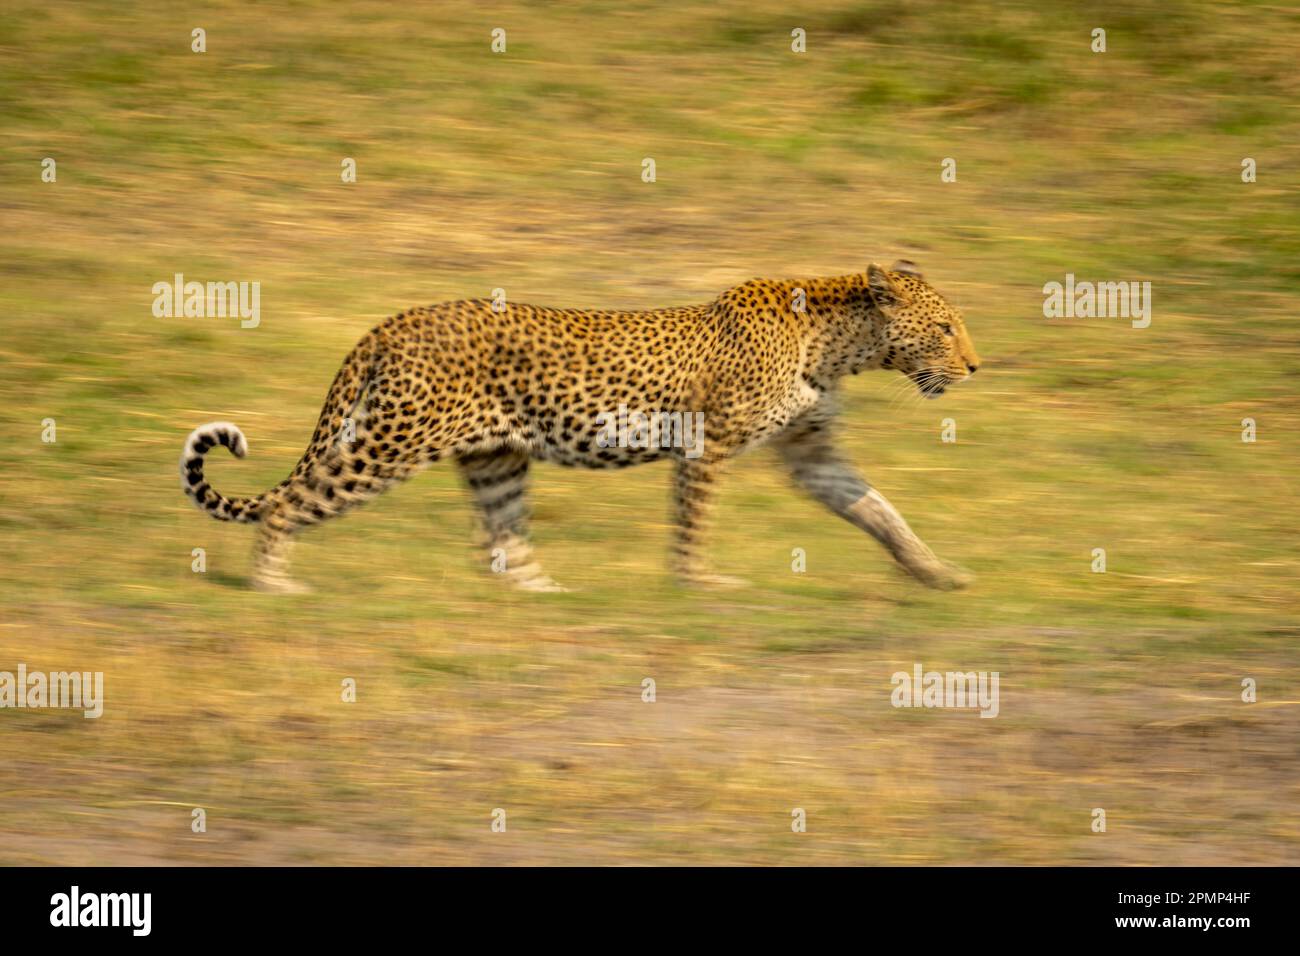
top-left (457, 450), bottom-right (565, 592)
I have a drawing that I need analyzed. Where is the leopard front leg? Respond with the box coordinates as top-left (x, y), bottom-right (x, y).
top-left (670, 454), bottom-right (748, 588)
top-left (775, 422), bottom-right (973, 590)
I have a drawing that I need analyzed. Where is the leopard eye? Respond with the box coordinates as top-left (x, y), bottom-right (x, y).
top-left (938, 322), bottom-right (954, 336)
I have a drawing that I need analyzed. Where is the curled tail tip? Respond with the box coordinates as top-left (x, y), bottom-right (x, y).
top-left (182, 421), bottom-right (249, 460)
top-left (180, 422), bottom-right (258, 522)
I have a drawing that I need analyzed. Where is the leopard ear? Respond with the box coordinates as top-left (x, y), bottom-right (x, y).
top-left (890, 259), bottom-right (923, 279)
top-left (867, 262), bottom-right (906, 307)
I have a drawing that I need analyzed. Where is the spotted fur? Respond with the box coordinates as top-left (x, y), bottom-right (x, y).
top-left (179, 261), bottom-right (979, 593)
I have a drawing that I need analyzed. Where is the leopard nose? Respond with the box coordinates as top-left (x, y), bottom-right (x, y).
top-left (966, 362), bottom-right (979, 374)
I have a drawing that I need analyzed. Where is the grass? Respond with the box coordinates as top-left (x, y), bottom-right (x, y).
top-left (0, 0), bottom-right (1298, 864)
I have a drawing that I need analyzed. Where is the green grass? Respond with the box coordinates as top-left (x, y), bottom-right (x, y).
top-left (1, 0), bottom-right (1298, 864)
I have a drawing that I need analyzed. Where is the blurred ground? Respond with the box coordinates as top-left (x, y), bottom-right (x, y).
top-left (1, 0), bottom-right (1298, 864)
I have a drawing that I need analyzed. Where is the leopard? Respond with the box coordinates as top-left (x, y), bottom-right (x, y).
top-left (179, 260), bottom-right (980, 594)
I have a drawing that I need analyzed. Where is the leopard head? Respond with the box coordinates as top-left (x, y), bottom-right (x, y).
top-left (867, 261), bottom-right (980, 398)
